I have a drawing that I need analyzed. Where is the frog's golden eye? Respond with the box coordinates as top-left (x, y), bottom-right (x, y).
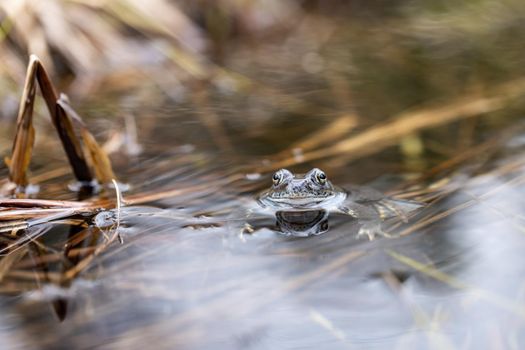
top-left (272, 172), bottom-right (282, 185)
top-left (315, 171), bottom-right (327, 184)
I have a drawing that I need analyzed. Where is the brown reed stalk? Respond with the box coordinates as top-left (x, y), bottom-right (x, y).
top-left (4, 55), bottom-right (116, 193)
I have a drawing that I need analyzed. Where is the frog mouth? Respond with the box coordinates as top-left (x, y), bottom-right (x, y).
top-left (270, 192), bottom-right (334, 199)
top-left (257, 186), bottom-right (347, 210)
top-left (266, 194), bottom-right (335, 208)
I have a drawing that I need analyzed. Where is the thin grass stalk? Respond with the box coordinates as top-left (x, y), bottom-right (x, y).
top-left (6, 55), bottom-right (38, 187)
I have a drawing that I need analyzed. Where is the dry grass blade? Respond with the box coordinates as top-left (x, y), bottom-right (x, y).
top-left (386, 250), bottom-right (525, 319)
top-left (391, 129), bottom-right (512, 193)
top-left (58, 96), bottom-right (116, 184)
top-left (0, 198), bottom-right (102, 236)
top-left (387, 250), bottom-right (469, 290)
top-left (274, 114), bottom-right (358, 159)
top-left (0, 198), bottom-right (88, 208)
top-left (3, 55), bottom-right (120, 192)
top-left (0, 221), bottom-right (28, 233)
top-left (53, 103), bottom-right (93, 183)
top-left (0, 208), bottom-right (92, 223)
top-left (0, 225), bottom-right (51, 256)
top-left (5, 55), bottom-right (38, 187)
top-left (264, 78), bottom-right (525, 170)
top-left (0, 246), bottom-right (27, 281)
top-left (80, 127), bottom-right (116, 184)
top-left (4, 55), bottom-right (95, 190)
top-left (399, 170), bottom-right (525, 237)
top-left (36, 62), bottom-right (93, 183)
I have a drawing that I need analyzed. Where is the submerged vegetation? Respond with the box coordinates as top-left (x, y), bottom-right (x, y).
top-left (1, 0), bottom-right (525, 349)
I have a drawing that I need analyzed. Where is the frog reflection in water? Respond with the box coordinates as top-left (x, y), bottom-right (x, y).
top-left (254, 168), bottom-right (423, 238)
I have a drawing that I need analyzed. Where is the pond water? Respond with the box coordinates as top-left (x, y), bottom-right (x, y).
top-left (1, 3), bottom-right (525, 349)
top-left (1, 101), bottom-right (524, 349)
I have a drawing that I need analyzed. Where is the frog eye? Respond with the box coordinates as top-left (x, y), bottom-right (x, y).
top-left (315, 170), bottom-right (327, 184)
top-left (272, 172), bottom-right (282, 185)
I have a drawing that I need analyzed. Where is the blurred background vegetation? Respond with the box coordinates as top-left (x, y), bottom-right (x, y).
top-left (0, 0), bottom-right (524, 192)
top-left (2, 0), bottom-right (525, 120)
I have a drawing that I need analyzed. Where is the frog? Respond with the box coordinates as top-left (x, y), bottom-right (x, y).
top-left (253, 168), bottom-right (423, 238)
top-left (257, 168), bottom-right (345, 211)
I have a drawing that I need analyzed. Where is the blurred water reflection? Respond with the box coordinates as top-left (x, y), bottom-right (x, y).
top-left (1, 1), bottom-right (525, 349)
top-left (0, 141), bottom-right (523, 349)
